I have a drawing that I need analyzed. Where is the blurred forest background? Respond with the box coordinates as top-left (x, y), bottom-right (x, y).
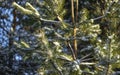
top-left (0, 0), bottom-right (120, 75)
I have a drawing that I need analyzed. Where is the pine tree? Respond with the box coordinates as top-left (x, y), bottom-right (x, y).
top-left (0, 0), bottom-right (120, 75)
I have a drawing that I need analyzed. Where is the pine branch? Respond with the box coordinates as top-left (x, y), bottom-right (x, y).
top-left (35, 35), bottom-right (91, 41)
top-left (78, 1), bottom-right (115, 25)
top-left (12, 2), bottom-right (69, 28)
top-left (12, 2), bottom-right (40, 18)
top-left (12, 1), bottom-right (114, 28)
top-left (50, 59), bottom-right (63, 75)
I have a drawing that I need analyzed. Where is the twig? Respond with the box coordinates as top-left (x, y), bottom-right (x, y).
top-left (80, 62), bottom-right (96, 65)
top-left (40, 18), bottom-right (62, 26)
top-left (68, 42), bottom-right (76, 60)
top-left (80, 53), bottom-right (92, 60)
top-left (81, 58), bottom-right (94, 62)
top-left (71, 0), bottom-right (75, 23)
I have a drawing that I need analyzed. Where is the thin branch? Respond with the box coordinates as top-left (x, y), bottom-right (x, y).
top-left (71, 0), bottom-right (75, 23)
top-left (80, 53), bottom-right (92, 60)
top-left (68, 42), bottom-right (76, 60)
top-left (40, 18), bottom-right (62, 25)
top-left (57, 55), bottom-right (72, 62)
top-left (81, 58), bottom-right (94, 62)
top-left (76, 0), bottom-right (78, 22)
top-left (80, 62), bottom-right (96, 65)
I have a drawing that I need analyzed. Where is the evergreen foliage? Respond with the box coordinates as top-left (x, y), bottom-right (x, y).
top-left (0, 0), bottom-right (120, 75)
